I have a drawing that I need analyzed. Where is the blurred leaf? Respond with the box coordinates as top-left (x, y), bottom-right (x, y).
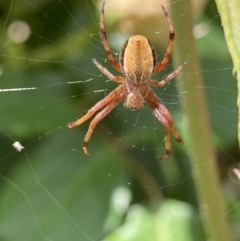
top-left (0, 129), bottom-right (127, 241)
top-left (155, 200), bottom-right (205, 241)
top-left (103, 200), bottom-right (205, 241)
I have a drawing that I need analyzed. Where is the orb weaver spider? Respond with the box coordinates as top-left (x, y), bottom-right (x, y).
top-left (68, 1), bottom-right (186, 159)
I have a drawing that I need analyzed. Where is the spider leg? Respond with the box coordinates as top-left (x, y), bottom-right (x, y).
top-left (93, 59), bottom-right (124, 84)
top-left (161, 129), bottom-right (171, 160)
top-left (82, 94), bottom-right (124, 155)
top-left (68, 86), bottom-right (122, 129)
top-left (153, 5), bottom-right (175, 74)
top-left (150, 61), bottom-right (187, 87)
top-left (146, 89), bottom-right (183, 159)
top-left (100, 1), bottom-right (122, 73)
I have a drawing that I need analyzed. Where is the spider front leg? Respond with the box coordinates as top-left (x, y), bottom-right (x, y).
top-left (154, 5), bottom-right (175, 74)
top-left (82, 95), bottom-right (123, 155)
top-left (100, 1), bottom-right (122, 73)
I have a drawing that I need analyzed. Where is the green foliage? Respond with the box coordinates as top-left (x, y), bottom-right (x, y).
top-left (0, 0), bottom-right (239, 240)
top-left (103, 201), bottom-right (205, 241)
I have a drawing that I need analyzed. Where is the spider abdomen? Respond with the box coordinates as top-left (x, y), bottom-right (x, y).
top-left (120, 35), bottom-right (156, 83)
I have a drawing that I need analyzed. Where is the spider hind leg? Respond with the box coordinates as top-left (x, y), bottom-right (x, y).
top-left (159, 129), bottom-right (171, 160)
top-left (68, 86), bottom-right (122, 129)
top-left (82, 94), bottom-right (123, 156)
top-left (146, 89), bottom-right (183, 159)
top-left (172, 128), bottom-right (184, 144)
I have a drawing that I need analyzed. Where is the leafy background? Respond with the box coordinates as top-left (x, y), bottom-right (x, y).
top-left (0, 0), bottom-right (239, 240)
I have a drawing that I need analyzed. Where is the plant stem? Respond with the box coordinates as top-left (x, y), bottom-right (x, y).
top-left (169, 1), bottom-right (232, 241)
top-left (215, 0), bottom-right (240, 163)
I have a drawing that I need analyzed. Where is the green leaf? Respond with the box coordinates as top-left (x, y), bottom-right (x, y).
top-left (103, 200), bottom-right (205, 241)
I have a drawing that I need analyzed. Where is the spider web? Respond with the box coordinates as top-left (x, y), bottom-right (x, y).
top-left (0, 0), bottom-right (239, 241)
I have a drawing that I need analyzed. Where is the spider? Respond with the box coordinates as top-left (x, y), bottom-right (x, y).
top-left (68, 1), bottom-right (186, 159)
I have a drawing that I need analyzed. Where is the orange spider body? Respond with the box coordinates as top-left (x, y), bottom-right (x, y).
top-left (121, 35), bottom-right (154, 109)
top-left (68, 1), bottom-right (186, 159)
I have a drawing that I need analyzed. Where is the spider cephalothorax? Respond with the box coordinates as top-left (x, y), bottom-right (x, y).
top-left (68, 1), bottom-right (186, 159)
